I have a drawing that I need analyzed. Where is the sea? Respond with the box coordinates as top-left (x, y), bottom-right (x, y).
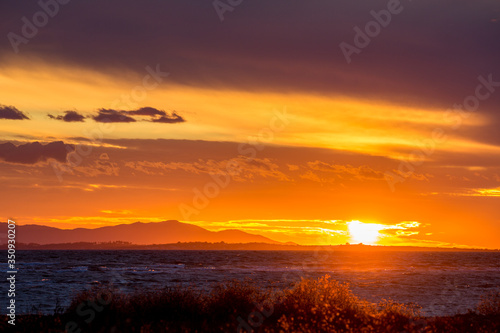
top-left (1, 250), bottom-right (499, 317)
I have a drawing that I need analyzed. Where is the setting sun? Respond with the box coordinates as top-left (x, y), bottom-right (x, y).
top-left (347, 220), bottom-right (386, 245)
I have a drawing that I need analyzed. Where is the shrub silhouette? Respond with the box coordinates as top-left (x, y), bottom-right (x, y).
top-left (2, 275), bottom-right (499, 332)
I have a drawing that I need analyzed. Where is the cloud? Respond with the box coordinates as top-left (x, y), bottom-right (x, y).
top-left (92, 109), bottom-right (136, 123)
top-left (2, 1), bottom-right (499, 147)
top-left (0, 105), bottom-right (29, 120)
top-left (379, 221), bottom-right (423, 238)
top-left (125, 156), bottom-right (289, 181)
top-left (126, 107), bottom-right (166, 117)
top-left (74, 160), bottom-right (120, 177)
top-left (48, 110), bottom-right (86, 122)
top-left (150, 112), bottom-right (185, 123)
top-left (1, 0), bottom-right (499, 115)
top-left (91, 107), bottom-right (185, 123)
top-left (126, 107), bottom-right (186, 123)
top-left (306, 161), bottom-right (385, 181)
top-left (0, 141), bottom-right (72, 164)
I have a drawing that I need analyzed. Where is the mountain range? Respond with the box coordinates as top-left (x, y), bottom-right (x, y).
top-left (0, 220), bottom-right (280, 245)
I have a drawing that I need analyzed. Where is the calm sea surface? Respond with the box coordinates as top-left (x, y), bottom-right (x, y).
top-left (1, 250), bottom-right (499, 316)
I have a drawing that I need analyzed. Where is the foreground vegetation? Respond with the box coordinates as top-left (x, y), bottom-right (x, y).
top-left (2, 275), bottom-right (499, 332)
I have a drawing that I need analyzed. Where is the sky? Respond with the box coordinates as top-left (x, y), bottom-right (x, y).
top-left (1, 0), bottom-right (499, 248)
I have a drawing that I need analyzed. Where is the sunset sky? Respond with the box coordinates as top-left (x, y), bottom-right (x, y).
top-left (1, 1), bottom-right (500, 248)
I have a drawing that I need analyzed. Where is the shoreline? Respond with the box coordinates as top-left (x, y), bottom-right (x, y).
top-left (2, 242), bottom-right (499, 251)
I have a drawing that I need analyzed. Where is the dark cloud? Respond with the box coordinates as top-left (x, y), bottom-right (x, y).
top-left (48, 111), bottom-right (86, 122)
top-left (0, 1), bottom-right (498, 144)
top-left (92, 109), bottom-right (136, 123)
top-left (92, 107), bottom-right (185, 123)
top-left (99, 138), bottom-right (397, 169)
top-left (1, 1), bottom-right (498, 110)
top-left (127, 107), bottom-right (166, 117)
top-left (0, 141), bottom-right (72, 164)
top-left (0, 105), bottom-right (29, 120)
top-left (150, 112), bottom-right (185, 124)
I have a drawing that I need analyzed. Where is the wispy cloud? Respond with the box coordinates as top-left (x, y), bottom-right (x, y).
top-left (125, 157), bottom-right (289, 181)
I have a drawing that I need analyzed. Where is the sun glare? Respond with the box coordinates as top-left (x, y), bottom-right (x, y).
top-left (347, 220), bottom-right (385, 245)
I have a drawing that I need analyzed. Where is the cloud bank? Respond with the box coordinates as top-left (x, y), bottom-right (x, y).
top-left (0, 141), bottom-right (72, 164)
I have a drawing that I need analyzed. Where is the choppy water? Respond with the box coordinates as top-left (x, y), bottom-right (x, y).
top-left (1, 250), bottom-right (499, 316)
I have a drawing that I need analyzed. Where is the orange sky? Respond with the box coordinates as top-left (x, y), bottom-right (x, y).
top-left (1, 1), bottom-right (500, 249)
top-left (1, 61), bottom-right (499, 248)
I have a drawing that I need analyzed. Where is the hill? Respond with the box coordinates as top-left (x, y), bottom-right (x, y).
top-left (0, 220), bottom-right (280, 245)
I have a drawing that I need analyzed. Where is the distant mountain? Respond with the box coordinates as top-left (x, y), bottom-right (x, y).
top-left (0, 220), bottom-right (281, 245)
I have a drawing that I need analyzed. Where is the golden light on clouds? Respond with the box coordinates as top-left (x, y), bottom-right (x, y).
top-left (1, 0), bottom-right (500, 252)
top-left (1, 57), bottom-right (500, 249)
top-left (0, 60), bottom-right (492, 162)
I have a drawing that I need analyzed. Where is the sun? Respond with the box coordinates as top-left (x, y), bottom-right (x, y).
top-left (347, 220), bottom-right (385, 245)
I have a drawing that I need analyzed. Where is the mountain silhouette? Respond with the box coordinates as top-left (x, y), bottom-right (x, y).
top-left (0, 220), bottom-right (280, 245)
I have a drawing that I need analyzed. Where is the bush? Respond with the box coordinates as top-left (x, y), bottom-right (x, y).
top-left (2, 276), bottom-right (499, 332)
top-left (476, 290), bottom-right (500, 316)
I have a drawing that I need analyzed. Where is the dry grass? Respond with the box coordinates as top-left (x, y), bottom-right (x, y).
top-left (1, 275), bottom-right (499, 332)
top-left (476, 290), bottom-right (500, 316)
